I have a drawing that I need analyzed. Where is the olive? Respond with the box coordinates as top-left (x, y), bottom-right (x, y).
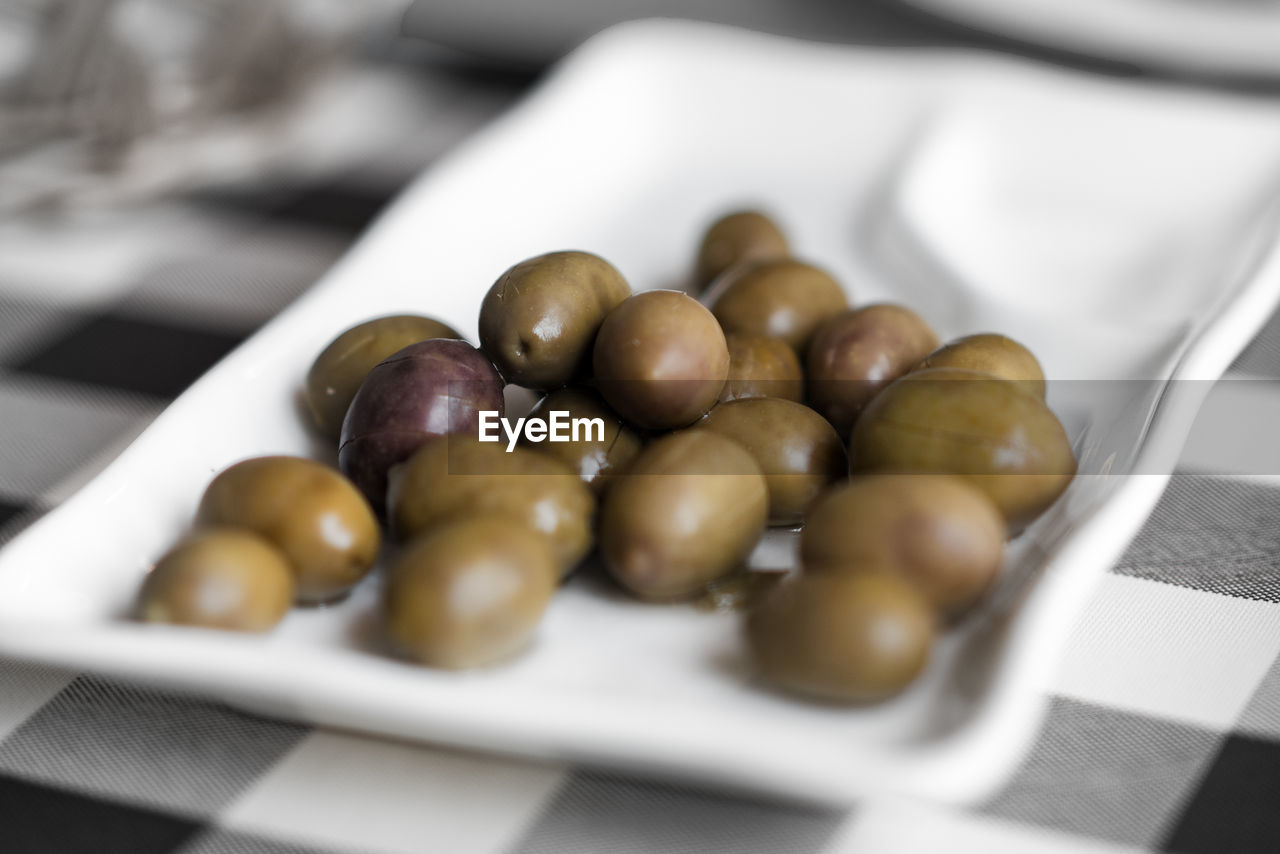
top-left (699, 398), bottom-right (847, 525)
top-left (599, 430), bottom-right (768, 601)
top-left (339, 338), bottom-right (504, 514)
top-left (593, 290), bottom-right (729, 430)
top-left (806, 304), bottom-right (938, 437)
top-left (801, 475), bottom-right (1004, 618)
top-left (478, 251), bottom-right (631, 389)
top-left (520, 387), bottom-right (642, 493)
top-left (745, 570), bottom-right (934, 704)
top-left (719, 334), bottom-right (804, 404)
top-left (305, 314), bottom-right (462, 439)
top-left (849, 369), bottom-right (1076, 531)
top-left (913, 333), bottom-right (1045, 399)
top-left (693, 210), bottom-right (789, 293)
top-left (704, 259), bottom-right (847, 353)
top-left (196, 456), bottom-right (380, 604)
top-left (137, 529), bottom-right (293, 631)
top-left (383, 517), bottom-right (557, 669)
top-left (388, 435), bottom-right (595, 574)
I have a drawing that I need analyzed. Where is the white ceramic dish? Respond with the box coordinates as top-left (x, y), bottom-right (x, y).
top-left (3, 20), bottom-right (1280, 806)
top-left (904, 0), bottom-right (1280, 79)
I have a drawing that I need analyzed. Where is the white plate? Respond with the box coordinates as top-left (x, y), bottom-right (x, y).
top-left (3, 20), bottom-right (1280, 806)
top-left (904, 0), bottom-right (1280, 79)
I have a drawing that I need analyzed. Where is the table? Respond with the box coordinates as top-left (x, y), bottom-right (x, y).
top-left (1, 37), bottom-right (1278, 854)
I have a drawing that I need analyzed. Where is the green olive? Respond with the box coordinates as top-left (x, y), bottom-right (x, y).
top-left (720, 334), bottom-right (804, 404)
top-left (913, 333), bottom-right (1045, 399)
top-left (745, 570), bottom-right (934, 704)
top-left (693, 210), bottom-right (789, 293)
top-left (388, 435), bottom-right (595, 575)
top-left (137, 529), bottom-right (294, 632)
top-left (196, 456), bottom-right (380, 604)
top-left (383, 517), bottom-right (557, 669)
top-left (704, 259), bottom-right (848, 353)
top-left (801, 475), bottom-right (1004, 618)
top-left (305, 314), bottom-right (461, 439)
top-left (599, 430), bottom-right (768, 602)
top-left (520, 387), bottom-right (642, 493)
top-left (478, 251), bottom-right (631, 389)
top-left (699, 398), bottom-right (847, 525)
top-left (806, 304), bottom-right (938, 437)
top-left (593, 290), bottom-right (730, 430)
top-left (849, 369), bottom-right (1076, 531)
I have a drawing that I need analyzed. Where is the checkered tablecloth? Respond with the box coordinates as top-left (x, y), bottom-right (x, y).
top-left (2, 46), bottom-right (1280, 854)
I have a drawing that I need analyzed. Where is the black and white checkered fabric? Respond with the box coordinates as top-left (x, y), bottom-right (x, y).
top-left (2, 51), bottom-right (1280, 854)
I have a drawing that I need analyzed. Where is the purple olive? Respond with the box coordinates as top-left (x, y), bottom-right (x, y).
top-left (339, 339), bottom-right (504, 513)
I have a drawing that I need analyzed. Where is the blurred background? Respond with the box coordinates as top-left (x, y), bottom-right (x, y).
top-left (2, 0), bottom-right (1273, 391)
top-left (3, 4), bottom-right (1280, 853)
top-left (3, 0), bottom-right (1273, 324)
top-left (3, 0), bottom-right (1273, 221)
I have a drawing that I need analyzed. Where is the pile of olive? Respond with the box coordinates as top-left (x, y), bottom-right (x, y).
top-left (136, 210), bottom-right (1076, 705)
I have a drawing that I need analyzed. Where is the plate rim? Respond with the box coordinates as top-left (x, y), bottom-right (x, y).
top-left (902, 0), bottom-right (1280, 78)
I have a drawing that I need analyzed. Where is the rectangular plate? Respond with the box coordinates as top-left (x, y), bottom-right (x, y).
top-left (3, 20), bottom-right (1280, 805)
